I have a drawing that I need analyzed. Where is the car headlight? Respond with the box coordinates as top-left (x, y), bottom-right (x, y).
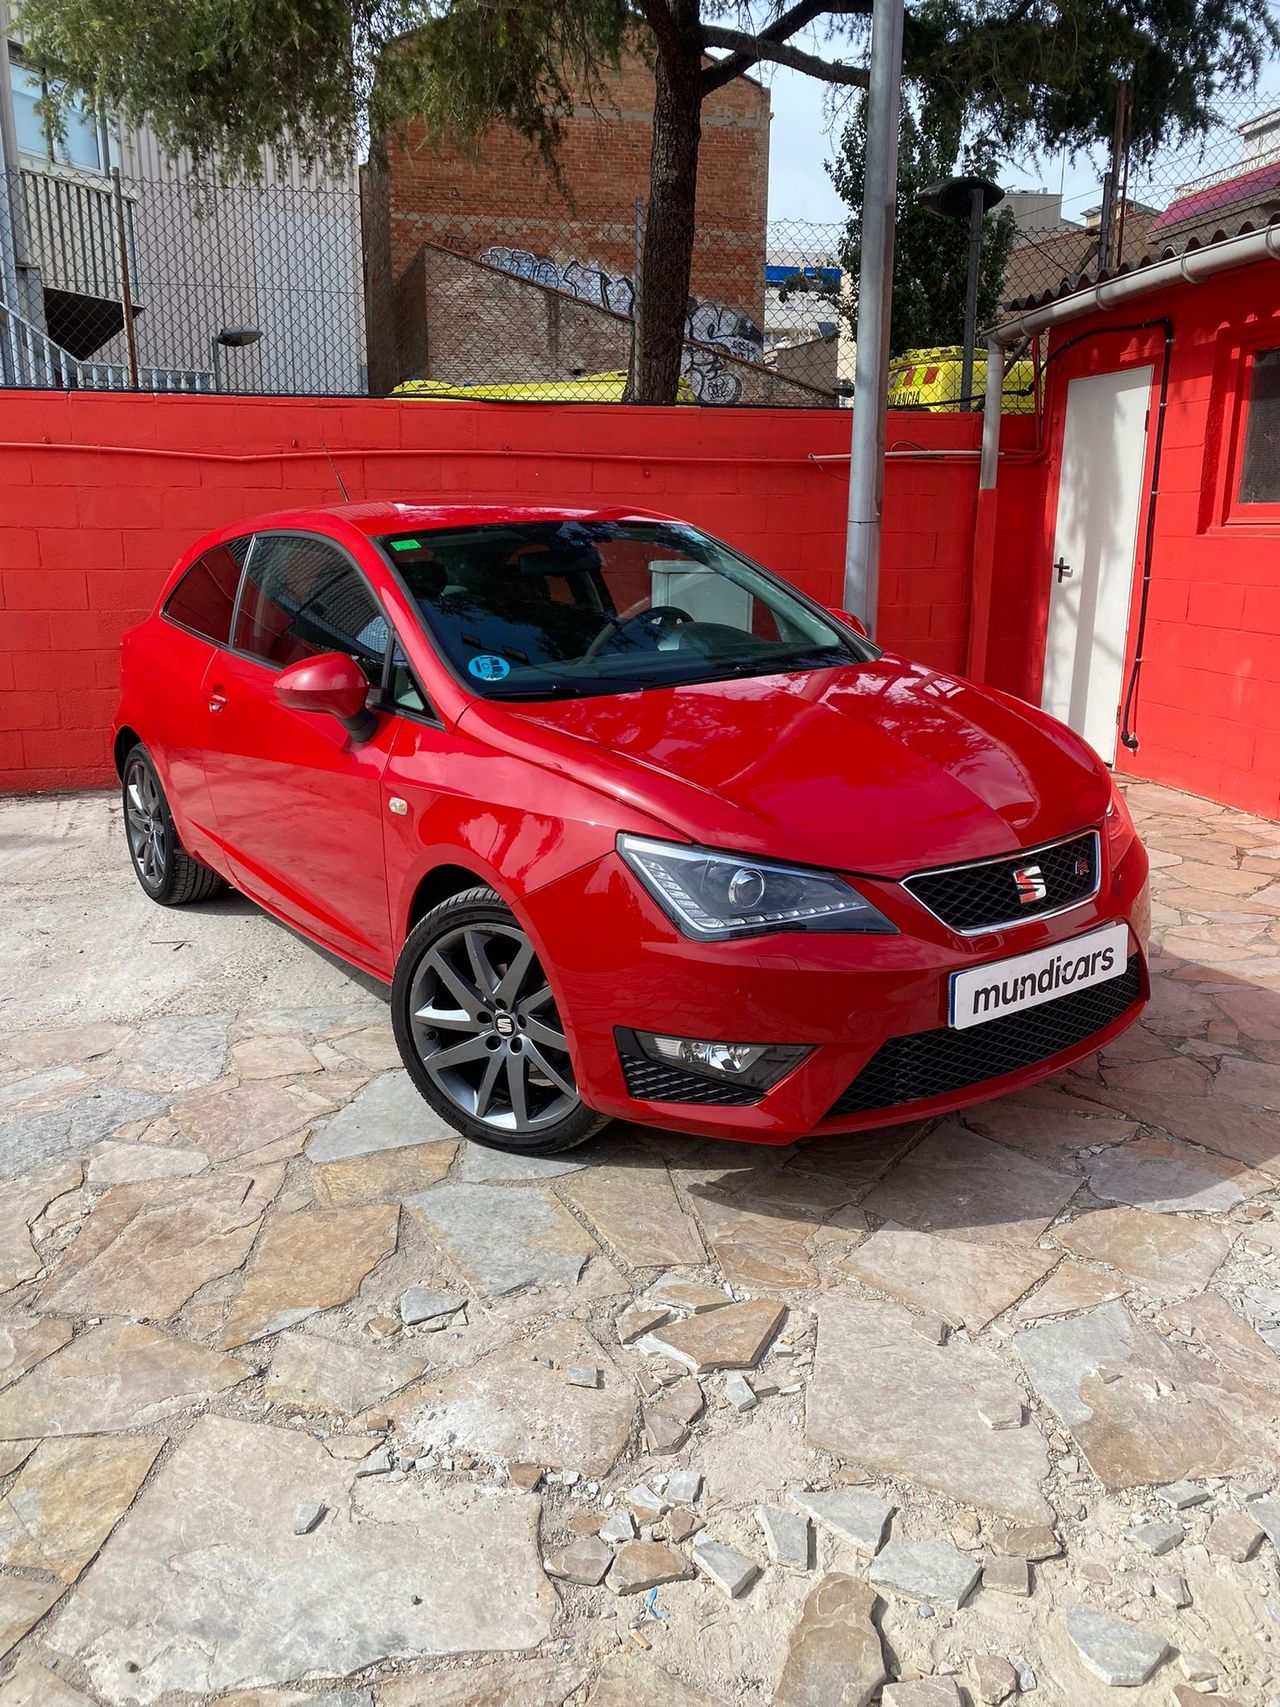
top-left (617, 834), bottom-right (897, 940)
top-left (1105, 783), bottom-right (1137, 864)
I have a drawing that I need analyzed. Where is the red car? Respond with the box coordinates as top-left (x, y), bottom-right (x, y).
top-left (115, 503), bottom-right (1149, 1156)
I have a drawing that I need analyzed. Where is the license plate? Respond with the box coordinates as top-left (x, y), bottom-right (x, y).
top-left (949, 922), bottom-right (1130, 1031)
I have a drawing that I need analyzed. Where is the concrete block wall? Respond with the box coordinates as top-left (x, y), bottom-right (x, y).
top-left (0, 392), bottom-right (997, 794)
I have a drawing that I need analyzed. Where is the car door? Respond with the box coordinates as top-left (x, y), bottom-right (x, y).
top-left (145, 535), bottom-right (250, 864)
top-left (200, 530), bottom-right (398, 971)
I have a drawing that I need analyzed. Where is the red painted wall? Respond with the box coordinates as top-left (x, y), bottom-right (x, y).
top-left (984, 257), bottom-right (1280, 820)
top-left (15, 353), bottom-right (1267, 818)
top-left (0, 392), bottom-right (1004, 793)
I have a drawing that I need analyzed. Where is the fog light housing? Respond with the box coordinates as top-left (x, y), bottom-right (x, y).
top-left (628, 1029), bottom-right (811, 1091)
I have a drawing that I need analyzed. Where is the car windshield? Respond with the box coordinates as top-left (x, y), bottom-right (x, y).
top-left (377, 520), bottom-right (874, 700)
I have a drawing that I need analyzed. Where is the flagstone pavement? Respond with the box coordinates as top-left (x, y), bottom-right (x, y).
top-left (1, 779), bottom-right (1279, 1706)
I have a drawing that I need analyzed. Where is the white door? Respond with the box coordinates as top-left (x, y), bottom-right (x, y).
top-left (1041, 366), bottom-right (1153, 763)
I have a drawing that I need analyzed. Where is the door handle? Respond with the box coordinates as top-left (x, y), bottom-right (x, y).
top-left (208, 690), bottom-right (227, 713)
top-left (1055, 556), bottom-right (1073, 583)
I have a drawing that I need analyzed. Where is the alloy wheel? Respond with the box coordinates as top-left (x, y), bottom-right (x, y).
top-left (407, 920), bottom-right (580, 1134)
top-left (124, 758), bottom-right (167, 888)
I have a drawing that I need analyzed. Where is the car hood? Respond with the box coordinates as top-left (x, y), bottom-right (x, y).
top-left (461, 656), bottom-right (1111, 878)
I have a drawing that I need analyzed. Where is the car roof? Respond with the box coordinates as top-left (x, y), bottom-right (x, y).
top-left (233, 502), bottom-right (682, 540)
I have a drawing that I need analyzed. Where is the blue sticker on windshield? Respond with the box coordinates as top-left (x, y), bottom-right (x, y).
top-left (467, 654), bottom-right (511, 682)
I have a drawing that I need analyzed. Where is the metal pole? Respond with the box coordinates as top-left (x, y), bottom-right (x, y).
top-left (978, 335), bottom-right (1005, 491)
top-left (628, 194), bottom-right (643, 399)
top-left (210, 335), bottom-right (223, 392)
top-left (1096, 167), bottom-right (1116, 276)
top-left (960, 183), bottom-right (984, 411)
top-left (111, 167), bottom-right (139, 389)
top-left (843, 0), bottom-right (904, 632)
top-left (0, 2), bottom-right (25, 356)
top-left (1112, 79), bottom-right (1133, 268)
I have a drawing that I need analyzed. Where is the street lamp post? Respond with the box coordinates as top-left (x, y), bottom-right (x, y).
top-left (210, 325), bottom-right (262, 392)
top-left (917, 176), bottom-right (1005, 409)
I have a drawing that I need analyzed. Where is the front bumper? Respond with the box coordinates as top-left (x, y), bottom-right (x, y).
top-left (521, 832), bottom-right (1151, 1144)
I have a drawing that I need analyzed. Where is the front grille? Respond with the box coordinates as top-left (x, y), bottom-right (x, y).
top-left (827, 955), bottom-right (1141, 1119)
top-left (903, 830), bottom-right (1100, 934)
top-left (618, 1050), bottom-right (763, 1107)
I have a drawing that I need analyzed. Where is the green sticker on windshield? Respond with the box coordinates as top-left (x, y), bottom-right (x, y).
top-left (391, 538), bottom-right (421, 551)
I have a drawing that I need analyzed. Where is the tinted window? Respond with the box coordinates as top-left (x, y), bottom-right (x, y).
top-left (234, 534), bottom-right (386, 680)
top-left (377, 520), bottom-right (872, 701)
top-left (1239, 346), bottom-right (1280, 505)
top-left (162, 538), bottom-right (248, 644)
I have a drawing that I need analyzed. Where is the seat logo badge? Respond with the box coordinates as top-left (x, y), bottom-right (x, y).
top-left (494, 1012), bottom-right (516, 1038)
top-left (1013, 864), bottom-right (1048, 904)
top-left (388, 797), bottom-right (409, 818)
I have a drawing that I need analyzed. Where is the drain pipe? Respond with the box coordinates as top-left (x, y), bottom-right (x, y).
top-left (1119, 319), bottom-right (1173, 752)
top-left (963, 342), bottom-right (1011, 681)
top-left (967, 221), bottom-right (1280, 683)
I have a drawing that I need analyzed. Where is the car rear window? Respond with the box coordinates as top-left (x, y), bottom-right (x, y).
top-left (162, 537), bottom-right (249, 645)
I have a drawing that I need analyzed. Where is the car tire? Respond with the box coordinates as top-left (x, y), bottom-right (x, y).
top-left (122, 743), bottom-right (225, 906)
top-left (392, 885), bottom-right (608, 1155)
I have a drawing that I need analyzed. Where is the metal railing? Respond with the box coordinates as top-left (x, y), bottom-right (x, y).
top-left (19, 163), bottom-right (136, 302)
top-left (0, 298), bottom-right (212, 391)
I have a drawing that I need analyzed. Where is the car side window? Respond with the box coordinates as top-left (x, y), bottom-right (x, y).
top-left (233, 533), bottom-right (386, 682)
top-left (162, 536), bottom-right (249, 644)
top-left (385, 641), bottom-right (431, 715)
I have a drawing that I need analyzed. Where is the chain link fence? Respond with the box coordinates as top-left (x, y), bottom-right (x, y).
top-left (359, 196), bottom-right (850, 407)
top-left (1003, 83), bottom-right (1280, 308)
top-left (2, 74), bottom-right (1276, 409)
top-left (0, 153), bottom-right (848, 406)
top-left (0, 160), bottom-right (366, 396)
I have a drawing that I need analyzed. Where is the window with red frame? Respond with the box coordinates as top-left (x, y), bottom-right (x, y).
top-left (1238, 345), bottom-right (1280, 506)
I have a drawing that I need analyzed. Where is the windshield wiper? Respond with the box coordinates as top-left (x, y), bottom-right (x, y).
top-left (685, 648), bottom-right (855, 681)
top-left (484, 680), bottom-right (596, 700)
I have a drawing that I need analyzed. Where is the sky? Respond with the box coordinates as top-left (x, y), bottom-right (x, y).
top-left (759, 54), bottom-right (1123, 232)
top-left (761, 38), bottom-right (1280, 234)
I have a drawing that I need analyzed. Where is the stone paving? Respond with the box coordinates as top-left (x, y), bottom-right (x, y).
top-left (0, 779), bottom-right (1279, 1705)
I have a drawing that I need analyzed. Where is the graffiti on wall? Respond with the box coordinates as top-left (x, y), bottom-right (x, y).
top-left (476, 244), bottom-right (762, 403)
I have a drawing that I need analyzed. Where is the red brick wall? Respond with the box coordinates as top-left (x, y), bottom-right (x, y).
top-left (0, 392), bottom-right (995, 794)
top-left (983, 259), bottom-right (1280, 820)
top-left (378, 51), bottom-right (770, 322)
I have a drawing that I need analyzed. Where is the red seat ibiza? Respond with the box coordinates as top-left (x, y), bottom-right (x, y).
top-left (115, 503), bottom-right (1149, 1156)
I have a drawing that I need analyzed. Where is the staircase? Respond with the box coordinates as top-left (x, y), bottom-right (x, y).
top-left (1, 299), bottom-right (213, 392)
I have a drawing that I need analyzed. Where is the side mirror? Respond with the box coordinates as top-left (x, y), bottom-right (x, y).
top-left (826, 606), bottom-right (869, 638)
top-left (274, 652), bottom-right (377, 740)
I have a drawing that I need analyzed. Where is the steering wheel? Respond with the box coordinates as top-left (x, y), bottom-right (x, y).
top-left (583, 605), bottom-right (694, 660)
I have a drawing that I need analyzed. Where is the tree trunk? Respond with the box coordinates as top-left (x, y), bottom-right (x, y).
top-left (635, 7), bottom-right (703, 404)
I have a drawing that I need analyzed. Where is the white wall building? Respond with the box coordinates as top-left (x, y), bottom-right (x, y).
top-left (1, 6), bottom-right (366, 394)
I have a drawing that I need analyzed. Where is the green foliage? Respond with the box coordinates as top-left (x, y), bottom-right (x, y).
top-left (902, 0), bottom-right (1279, 162)
top-left (829, 101), bottom-right (1016, 354)
top-left (16, 0), bottom-right (1278, 185)
top-left (827, 0), bottom-right (1279, 352)
top-left (15, 0), bottom-right (633, 181)
top-left (16, 0), bottom-right (363, 179)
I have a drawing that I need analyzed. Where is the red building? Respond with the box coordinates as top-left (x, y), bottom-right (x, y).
top-left (976, 222), bottom-right (1280, 819)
